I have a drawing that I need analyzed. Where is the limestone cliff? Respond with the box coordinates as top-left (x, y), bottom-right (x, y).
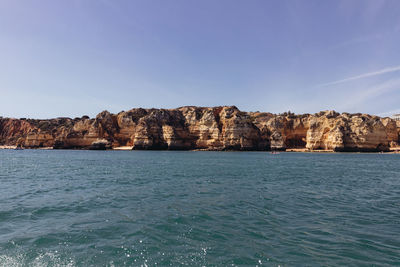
top-left (0, 107), bottom-right (398, 151)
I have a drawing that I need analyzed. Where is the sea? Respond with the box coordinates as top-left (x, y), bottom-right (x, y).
top-left (0, 150), bottom-right (399, 266)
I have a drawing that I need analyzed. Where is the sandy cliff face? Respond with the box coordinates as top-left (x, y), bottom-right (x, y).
top-left (0, 107), bottom-right (398, 151)
top-left (304, 111), bottom-right (398, 151)
top-left (251, 112), bottom-right (309, 150)
top-left (0, 118), bottom-right (33, 146)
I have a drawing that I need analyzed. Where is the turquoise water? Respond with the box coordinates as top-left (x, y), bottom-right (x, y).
top-left (0, 150), bottom-right (399, 266)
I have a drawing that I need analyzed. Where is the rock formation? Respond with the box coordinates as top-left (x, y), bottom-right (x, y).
top-left (0, 107), bottom-right (398, 151)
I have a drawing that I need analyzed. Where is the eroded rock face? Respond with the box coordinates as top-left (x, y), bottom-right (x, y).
top-left (305, 112), bottom-right (397, 152)
top-left (0, 118), bottom-right (33, 146)
top-left (0, 107), bottom-right (398, 151)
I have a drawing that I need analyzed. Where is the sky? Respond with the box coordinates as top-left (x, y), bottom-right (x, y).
top-left (1, 0), bottom-right (400, 119)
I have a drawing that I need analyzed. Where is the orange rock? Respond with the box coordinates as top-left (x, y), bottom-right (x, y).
top-left (0, 108), bottom-right (398, 151)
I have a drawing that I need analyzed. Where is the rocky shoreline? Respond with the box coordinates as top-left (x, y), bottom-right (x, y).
top-left (2, 146), bottom-right (399, 153)
top-left (1, 106), bottom-right (399, 152)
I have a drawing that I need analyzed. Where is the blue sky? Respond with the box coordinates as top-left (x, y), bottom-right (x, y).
top-left (1, 0), bottom-right (400, 118)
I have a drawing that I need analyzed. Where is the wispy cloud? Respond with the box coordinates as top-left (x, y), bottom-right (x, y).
top-left (339, 78), bottom-right (400, 112)
top-left (363, 0), bottom-right (386, 21)
top-left (318, 65), bottom-right (400, 87)
top-left (338, 0), bottom-right (386, 22)
top-left (378, 109), bottom-right (400, 117)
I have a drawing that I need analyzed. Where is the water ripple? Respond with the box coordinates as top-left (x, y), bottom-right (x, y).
top-left (0, 150), bottom-right (400, 266)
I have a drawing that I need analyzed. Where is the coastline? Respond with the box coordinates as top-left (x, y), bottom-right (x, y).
top-left (1, 107), bottom-right (399, 152)
top-left (2, 145), bottom-right (399, 153)
top-left (112, 146), bottom-right (134, 150)
top-left (0, 145), bottom-right (17, 149)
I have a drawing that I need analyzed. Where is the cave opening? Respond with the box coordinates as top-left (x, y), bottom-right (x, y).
top-left (285, 136), bottom-right (307, 148)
